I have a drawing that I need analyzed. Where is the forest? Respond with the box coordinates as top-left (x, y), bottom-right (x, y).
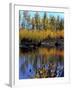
top-left (19, 11), bottom-right (64, 49)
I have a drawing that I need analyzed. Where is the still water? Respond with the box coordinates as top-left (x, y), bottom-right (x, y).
top-left (19, 47), bottom-right (64, 79)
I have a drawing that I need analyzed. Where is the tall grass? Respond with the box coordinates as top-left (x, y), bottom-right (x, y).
top-left (19, 29), bottom-right (64, 42)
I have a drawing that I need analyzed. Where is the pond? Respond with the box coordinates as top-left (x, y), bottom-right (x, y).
top-left (19, 47), bottom-right (64, 79)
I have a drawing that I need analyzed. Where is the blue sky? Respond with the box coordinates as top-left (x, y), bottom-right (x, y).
top-left (19, 10), bottom-right (64, 19)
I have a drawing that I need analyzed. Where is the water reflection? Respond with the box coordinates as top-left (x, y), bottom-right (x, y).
top-left (19, 47), bottom-right (64, 79)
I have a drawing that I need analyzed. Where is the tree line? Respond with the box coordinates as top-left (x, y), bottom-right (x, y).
top-left (19, 11), bottom-right (64, 31)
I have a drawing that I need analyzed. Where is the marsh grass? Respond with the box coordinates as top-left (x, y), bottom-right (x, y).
top-left (19, 29), bottom-right (64, 42)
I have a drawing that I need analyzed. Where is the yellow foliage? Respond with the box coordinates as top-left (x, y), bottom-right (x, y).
top-left (19, 29), bottom-right (64, 41)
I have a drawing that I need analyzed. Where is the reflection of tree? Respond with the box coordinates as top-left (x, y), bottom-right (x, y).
top-left (20, 51), bottom-right (64, 78)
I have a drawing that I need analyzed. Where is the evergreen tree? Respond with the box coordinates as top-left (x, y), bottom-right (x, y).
top-left (43, 12), bottom-right (48, 30)
top-left (49, 16), bottom-right (56, 31)
top-left (35, 12), bottom-right (40, 30)
top-left (56, 16), bottom-right (60, 30)
top-left (59, 18), bottom-right (64, 30)
top-left (31, 17), bottom-right (35, 29)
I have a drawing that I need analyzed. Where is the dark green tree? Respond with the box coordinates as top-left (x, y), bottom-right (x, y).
top-left (59, 18), bottom-right (64, 30)
top-left (49, 16), bottom-right (56, 31)
top-left (35, 12), bottom-right (40, 30)
top-left (56, 16), bottom-right (60, 30)
top-left (31, 17), bottom-right (35, 29)
top-left (43, 12), bottom-right (48, 30)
